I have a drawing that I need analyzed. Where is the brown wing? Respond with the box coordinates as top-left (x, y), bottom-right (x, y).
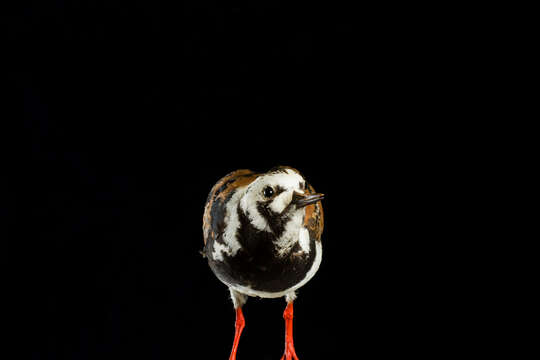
top-left (303, 182), bottom-right (324, 241)
top-left (202, 169), bottom-right (259, 246)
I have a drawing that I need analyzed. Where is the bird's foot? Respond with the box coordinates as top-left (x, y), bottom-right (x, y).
top-left (280, 341), bottom-right (299, 360)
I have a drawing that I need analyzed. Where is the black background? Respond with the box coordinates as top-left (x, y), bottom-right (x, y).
top-left (7, 1), bottom-right (469, 359)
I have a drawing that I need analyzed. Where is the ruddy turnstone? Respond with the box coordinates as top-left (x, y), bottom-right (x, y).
top-left (202, 166), bottom-right (324, 359)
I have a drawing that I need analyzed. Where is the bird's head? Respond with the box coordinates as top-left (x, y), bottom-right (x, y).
top-left (239, 167), bottom-right (324, 234)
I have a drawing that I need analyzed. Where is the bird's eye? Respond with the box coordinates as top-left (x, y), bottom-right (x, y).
top-left (263, 186), bottom-right (274, 198)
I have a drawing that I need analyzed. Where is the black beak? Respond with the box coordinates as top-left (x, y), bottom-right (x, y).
top-left (292, 192), bottom-right (325, 208)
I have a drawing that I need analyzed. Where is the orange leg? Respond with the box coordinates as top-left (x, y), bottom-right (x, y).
top-left (280, 302), bottom-right (299, 360)
top-left (229, 307), bottom-right (245, 360)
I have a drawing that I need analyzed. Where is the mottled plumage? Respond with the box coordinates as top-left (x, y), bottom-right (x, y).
top-left (202, 166), bottom-right (324, 360)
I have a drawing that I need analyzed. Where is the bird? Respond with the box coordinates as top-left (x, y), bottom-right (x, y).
top-left (202, 166), bottom-right (324, 360)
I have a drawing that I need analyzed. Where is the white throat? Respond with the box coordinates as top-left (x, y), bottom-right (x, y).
top-left (274, 209), bottom-right (310, 257)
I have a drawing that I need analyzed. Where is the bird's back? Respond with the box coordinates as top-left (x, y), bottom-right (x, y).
top-left (202, 169), bottom-right (259, 247)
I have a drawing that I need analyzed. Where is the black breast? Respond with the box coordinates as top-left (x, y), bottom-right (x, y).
top-left (207, 204), bottom-right (317, 293)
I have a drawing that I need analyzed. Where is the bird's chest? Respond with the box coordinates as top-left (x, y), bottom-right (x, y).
top-left (213, 225), bottom-right (314, 292)
top-left (235, 208), bottom-right (305, 261)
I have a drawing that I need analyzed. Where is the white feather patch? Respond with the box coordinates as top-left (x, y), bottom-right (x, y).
top-left (229, 288), bottom-right (248, 309)
top-left (298, 227), bottom-right (310, 253)
top-left (211, 242), bottom-right (229, 261)
top-left (274, 210), bottom-right (304, 256)
top-left (285, 291), bottom-right (297, 303)
top-left (269, 191), bottom-right (293, 214)
top-left (240, 191), bottom-right (269, 232)
top-left (212, 188), bottom-right (246, 261)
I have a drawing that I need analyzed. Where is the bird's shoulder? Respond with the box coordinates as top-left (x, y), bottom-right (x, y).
top-left (202, 169), bottom-right (259, 245)
top-left (303, 182), bottom-right (324, 241)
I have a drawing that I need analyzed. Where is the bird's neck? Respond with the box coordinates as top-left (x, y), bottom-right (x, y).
top-left (237, 203), bottom-right (306, 257)
top-left (272, 210), bottom-right (305, 257)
